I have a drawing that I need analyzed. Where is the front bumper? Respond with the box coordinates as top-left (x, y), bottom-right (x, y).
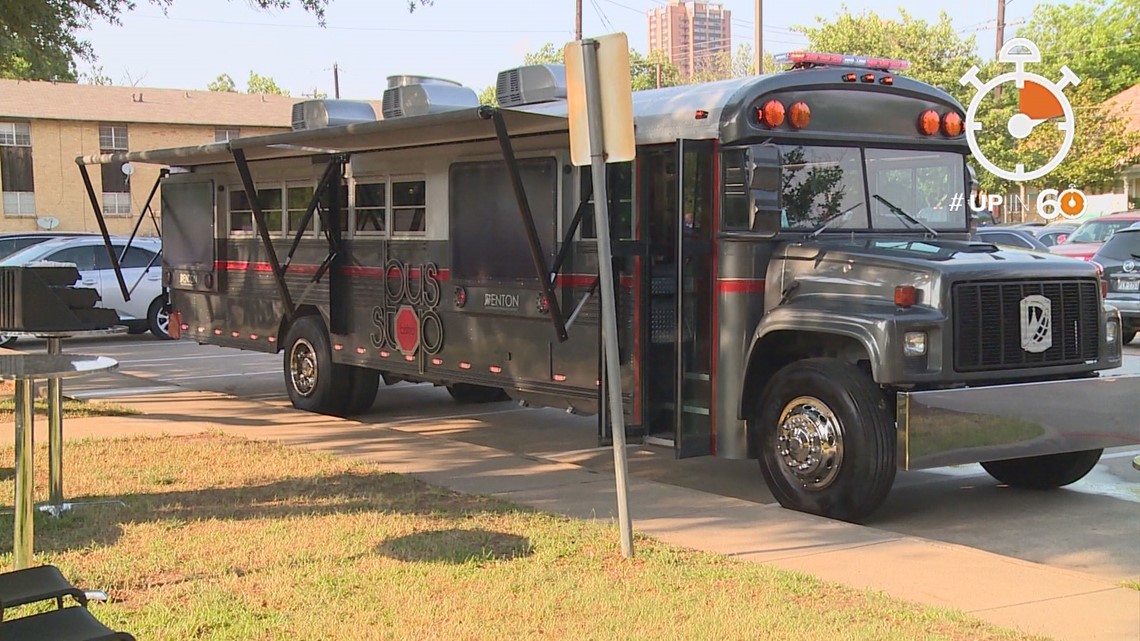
top-left (1106, 294), bottom-right (1140, 322)
top-left (897, 370), bottom-right (1140, 470)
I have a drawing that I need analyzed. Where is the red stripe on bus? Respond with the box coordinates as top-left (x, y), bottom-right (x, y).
top-left (556, 273), bottom-right (634, 288)
top-left (215, 261), bottom-right (450, 282)
top-left (716, 278), bottom-right (766, 294)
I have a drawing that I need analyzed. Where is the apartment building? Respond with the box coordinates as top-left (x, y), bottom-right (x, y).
top-left (0, 79), bottom-right (294, 234)
top-left (647, 0), bottom-right (732, 80)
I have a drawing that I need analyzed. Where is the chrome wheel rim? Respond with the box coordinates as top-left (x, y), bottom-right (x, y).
top-left (289, 338), bottom-right (318, 397)
top-left (775, 396), bottom-right (844, 490)
top-left (155, 308), bottom-right (169, 336)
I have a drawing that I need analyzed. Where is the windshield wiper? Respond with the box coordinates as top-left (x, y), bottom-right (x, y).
top-left (872, 194), bottom-right (939, 238)
top-left (810, 201), bottom-right (864, 238)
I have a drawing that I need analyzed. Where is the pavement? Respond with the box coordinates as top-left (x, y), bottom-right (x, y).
top-left (3, 387), bottom-right (1139, 641)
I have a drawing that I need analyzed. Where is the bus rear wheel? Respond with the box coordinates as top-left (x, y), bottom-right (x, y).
top-left (446, 383), bottom-right (509, 404)
top-left (980, 449), bottom-right (1102, 489)
top-left (283, 315), bottom-right (351, 415)
top-left (751, 358), bottom-right (896, 523)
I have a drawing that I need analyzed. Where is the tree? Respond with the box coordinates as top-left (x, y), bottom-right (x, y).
top-left (207, 73), bottom-right (237, 92)
top-left (246, 71), bottom-right (289, 96)
top-left (0, 1), bottom-right (433, 82)
top-left (792, 8), bottom-right (980, 106)
top-left (524, 42), bottom-right (564, 66)
top-left (1016, 0), bottom-right (1139, 102)
top-left (80, 65), bottom-right (113, 85)
top-left (478, 85), bottom-right (498, 107)
top-left (630, 49), bottom-right (681, 90)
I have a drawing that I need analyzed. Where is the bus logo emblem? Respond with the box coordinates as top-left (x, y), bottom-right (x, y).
top-left (394, 305), bottom-right (421, 355)
top-left (1019, 294), bottom-right (1052, 353)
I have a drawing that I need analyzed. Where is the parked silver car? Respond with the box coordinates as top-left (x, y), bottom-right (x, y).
top-left (0, 236), bottom-right (169, 347)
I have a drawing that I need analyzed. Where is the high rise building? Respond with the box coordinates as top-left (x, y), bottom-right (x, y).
top-left (647, 1), bottom-right (732, 81)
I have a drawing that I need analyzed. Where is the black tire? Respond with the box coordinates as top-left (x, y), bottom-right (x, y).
top-left (345, 366), bottom-right (380, 415)
top-left (446, 383), bottom-right (509, 404)
top-left (147, 297), bottom-right (173, 340)
top-left (0, 333), bottom-right (16, 348)
top-left (1126, 330), bottom-right (1138, 345)
top-left (283, 315), bottom-right (352, 415)
top-left (751, 358), bottom-right (896, 522)
top-left (980, 449), bottom-right (1102, 489)
top-left (126, 322), bottom-right (148, 335)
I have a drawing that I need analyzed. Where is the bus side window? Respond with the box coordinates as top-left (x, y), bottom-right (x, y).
top-left (579, 162), bottom-right (634, 240)
top-left (721, 148), bottom-right (749, 230)
top-left (392, 179), bottom-right (426, 235)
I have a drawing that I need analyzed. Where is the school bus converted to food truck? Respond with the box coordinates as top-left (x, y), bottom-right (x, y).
top-left (78, 52), bottom-right (1139, 521)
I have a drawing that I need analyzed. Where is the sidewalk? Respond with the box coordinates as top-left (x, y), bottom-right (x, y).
top-left (4, 388), bottom-right (1138, 641)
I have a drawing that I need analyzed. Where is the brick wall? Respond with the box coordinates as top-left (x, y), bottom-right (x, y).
top-left (1, 120), bottom-right (285, 235)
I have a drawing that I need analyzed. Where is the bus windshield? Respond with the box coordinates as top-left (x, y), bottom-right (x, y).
top-left (775, 145), bottom-right (968, 233)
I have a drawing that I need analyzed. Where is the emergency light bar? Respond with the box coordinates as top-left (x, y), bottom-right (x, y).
top-left (775, 51), bottom-right (911, 72)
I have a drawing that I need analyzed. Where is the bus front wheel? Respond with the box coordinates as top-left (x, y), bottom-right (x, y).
top-left (751, 358), bottom-right (896, 523)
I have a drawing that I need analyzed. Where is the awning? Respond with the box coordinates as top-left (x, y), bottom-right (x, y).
top-left (75, 107), bottom-right (570, 168)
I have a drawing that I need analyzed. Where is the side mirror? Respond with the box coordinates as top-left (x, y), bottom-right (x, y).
top-left (748, 144), bottom-right (782, 237)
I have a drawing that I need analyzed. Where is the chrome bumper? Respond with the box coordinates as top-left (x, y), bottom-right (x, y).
top-left (897, 371), bottom-right (1140, 470)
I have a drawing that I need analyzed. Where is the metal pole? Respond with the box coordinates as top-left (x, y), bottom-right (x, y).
top-left (575, 0), bottom-right (582, 40)
top-left (14, 378), bottom-right (34, 569)
top-left (755, 0), bottom-right (763, 74)
top-left (46, 337), bottom-right (64, 512)
top-left (334, 63), bottom-right (341, 99)
top-left (582, 39), bottom-right (634, 559)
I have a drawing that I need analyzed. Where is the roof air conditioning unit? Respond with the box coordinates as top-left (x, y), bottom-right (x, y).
top-left (291, 100), bottom-right (376, 131)
top-left (496, 65), bottom-right (567, 108)
top-left (381, 76), bottom-right (479, 119)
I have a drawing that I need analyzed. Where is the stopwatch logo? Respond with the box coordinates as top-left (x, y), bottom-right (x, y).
top-left (959, 38), bottom-right (1080, 183)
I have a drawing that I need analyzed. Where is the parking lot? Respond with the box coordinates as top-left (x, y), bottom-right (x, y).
top-left (10, 334), bottom-right (1140, 584)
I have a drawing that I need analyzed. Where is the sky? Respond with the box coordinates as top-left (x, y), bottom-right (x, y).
top-left (77, 0), bottom-right (1049, 99)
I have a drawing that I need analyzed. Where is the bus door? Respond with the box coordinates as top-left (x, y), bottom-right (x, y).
top-left (639, 141), bottom-right (715, 457)
top-left (676, 139), bottom-right (715, 457)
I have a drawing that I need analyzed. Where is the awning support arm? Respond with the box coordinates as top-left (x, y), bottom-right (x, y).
top-left (123, 168), bottom-right (168, 258)
top-left (232, 148), bottom-right (296, 323)
top-left (284, 155), bottom-right (345, 275)
top-left (479, 106), bottom-right (569, 343)
top-left (77, 163), bottom-right (130, 302)
top-left (550, 182), bottom-right (592, 282)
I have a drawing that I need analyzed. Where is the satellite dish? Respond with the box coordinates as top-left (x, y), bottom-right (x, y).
top-left (36, 216), bottom-right (60, 230)
top-left (121, 162), bottom-right (135, 176)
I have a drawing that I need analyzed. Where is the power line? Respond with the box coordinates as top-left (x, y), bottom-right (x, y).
top-left (126, 12), bottom-right (572, 34)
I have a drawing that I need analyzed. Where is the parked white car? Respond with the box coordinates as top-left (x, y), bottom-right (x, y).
top-left (0, 235), bottom-right (169, 347)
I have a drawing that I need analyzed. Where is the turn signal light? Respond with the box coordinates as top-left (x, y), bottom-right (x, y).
top-left (788, 102), bottom-right (811, 129)
top-left (895, 285), bottom-right (917, 307)
top-left (942, 111), bottom-right (964, 137)
top-left (917, 110), bottom-right (940, 136)
top-left (879, 76), bottom-right (893, 85)
top-left (758, 100), bottom-right (786, 127)
top-left (862, 73), bottom-right (875, 83)
top-left (842, 73), bottom-right (857, 82)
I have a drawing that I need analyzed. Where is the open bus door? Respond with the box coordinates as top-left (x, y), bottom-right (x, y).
top-left (637, 140), bottom-right (715, 457)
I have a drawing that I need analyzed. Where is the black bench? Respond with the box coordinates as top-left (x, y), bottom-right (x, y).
top-left (0, 565), bottom-right (87, 618)
top-left (0, 607), bottom-right (135, 640)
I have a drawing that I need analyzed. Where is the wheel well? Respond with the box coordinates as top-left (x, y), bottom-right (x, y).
top-left (741, 331), bottom-right (871, 421)
top-left (276, 305), bottom-right (322, 353)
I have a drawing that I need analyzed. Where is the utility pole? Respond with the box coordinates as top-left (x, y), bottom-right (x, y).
top-left (754, 0), bottom-right (762, 74)
top-left (576, 0), bottom-right (582, 40)
top-left (333, 63), bottom-right (340, 99)
top-left (995, 0), bottom-right (1006, 59)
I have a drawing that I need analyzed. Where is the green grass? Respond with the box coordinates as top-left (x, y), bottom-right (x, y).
top-left (1122, 579), bottom-right (1140, 592)
top-left (0, 435), bottom-right (1049, 641)
top-left (0, 396), bottom-right (139, 418)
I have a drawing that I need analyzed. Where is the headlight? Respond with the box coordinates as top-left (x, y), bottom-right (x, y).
top-left (1106, 319), bottom-right (1118, 345)
top-left (904, 331), bottom-right (928, 356)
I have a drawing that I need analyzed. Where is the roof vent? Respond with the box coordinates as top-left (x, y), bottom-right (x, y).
top-left (381, 76), bottom-right (479, 119)
top-left (496, 65), bottom-right (567, 107)
top-left (291, 100), bottom-right (376, 131)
